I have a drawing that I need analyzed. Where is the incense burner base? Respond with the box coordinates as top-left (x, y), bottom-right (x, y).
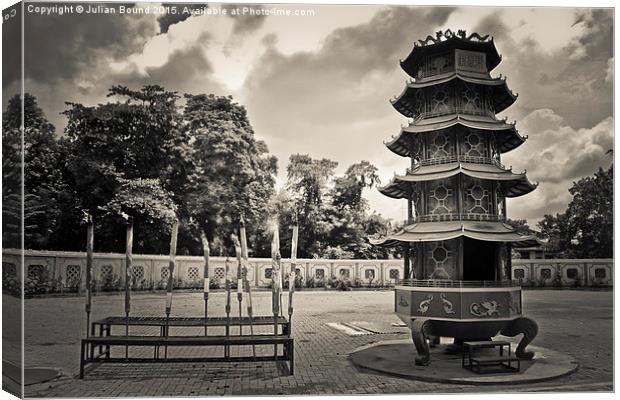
top-left (395, 284), bottom-right (538, 366)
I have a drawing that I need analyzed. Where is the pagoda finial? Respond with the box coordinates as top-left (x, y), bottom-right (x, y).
top-left (457, 29), bottom-right (466, 39)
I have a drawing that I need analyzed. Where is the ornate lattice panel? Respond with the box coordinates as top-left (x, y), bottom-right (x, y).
top-left (100, 265), bottom-right (113, 280)
top-left (389, 269), bottom-right (400, 279)
top-left (461, 130), bottom-right (487, 158)
top-left (427, 130), bottom-right (452, 158)
top-left (160, 266), bottom-right (170, 281)
top-left (339, 268), bottom-right (351, 278)
top-left (427, 178), bottom-right (456, 215)
top-left (132, 266), bottom-right (144, 282)
top-left (459, 81), bottom-right (484, 115)
top-left (463, 178), bottom-right (491, 215)
top-left (425, 240), bottom-right (456, 279)
top-left (66, 265), bottom-right (81, 283)
top-left (429, 84), bottom-right (453, 116)
top-left (188, 266), bottom-right (199, 281)
top-left (264, 268), bottom-right (273, 279)
top-left (214, 267), bottom-right (225, 281)
top-left (315, 268), bottom-right (325, 279)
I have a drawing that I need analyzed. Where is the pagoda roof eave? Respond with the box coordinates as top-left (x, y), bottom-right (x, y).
top-left (377, 162), bottom-right (537, 199)
top-left (369, 220), bottom-right (541, 247)
top-left (400, 32), bottom-right (501, 78)
top-left (384, 114), bottom-right (526, 157)
top-left (391, 73), bottom-right (517, 118)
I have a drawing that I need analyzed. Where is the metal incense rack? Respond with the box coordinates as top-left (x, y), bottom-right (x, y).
top-left (79, 215), bottom-right (297, 378)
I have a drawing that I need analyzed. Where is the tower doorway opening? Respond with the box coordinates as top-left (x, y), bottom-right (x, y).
top-left (463, 237), bottom-right (496, 281)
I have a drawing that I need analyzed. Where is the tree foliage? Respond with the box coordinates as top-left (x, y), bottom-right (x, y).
top-left (279, 155), bottom-right (392, 259)
top-left (2, 94), bottom-right (69, 249)
top-left (182, 94), bottom-right (277, 254)
top-left (537, 165), bottom-right (613, 258)
top-left (4, 90), bottom-right (396, 259)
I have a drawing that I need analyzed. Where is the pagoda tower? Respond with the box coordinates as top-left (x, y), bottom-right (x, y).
top-left (371, 30), bottom-right (540, 366)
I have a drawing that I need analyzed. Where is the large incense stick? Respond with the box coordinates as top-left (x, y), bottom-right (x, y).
top-left (124, 216), bottom-right (133, 359)
top-left (232, 235), bottom-right (244, 336)
top-left (85, 215), bottom-right (94, 338)
top-left (201, 231), bottom-right (210, 336)
top-left (225, 256), bottom-right (232, 359)
top-left (288, 222), bottom-right (299, 337)
top-left (164, 221), bottom-right (179, 359)
top-left (239, 217), bottom-right (256, 358)
top-left (271, 222), bottom-right (282, 359)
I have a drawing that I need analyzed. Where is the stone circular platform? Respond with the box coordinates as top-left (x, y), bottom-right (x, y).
top-left (349, 339), bottom-right (578, 385)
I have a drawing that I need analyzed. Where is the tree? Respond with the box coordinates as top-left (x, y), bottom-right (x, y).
top-left (325, 162), bottom-right (386, 259)
top-left (62, 85), bottom-right (189, 253)
top-left (565, 166), bottom-right (613, 258)
top-left (331, 161), bottom-right (380, 210)
top-left (285, 155), bottom-right (338, 258)
top-left (537, 165), bottom-right (613, 258)
top-left (181, 94), bottom-right (278, 256)
top-left (2, 96), bottom-right (22, 248)
top-left (2, 94), bottom-right (71, 249)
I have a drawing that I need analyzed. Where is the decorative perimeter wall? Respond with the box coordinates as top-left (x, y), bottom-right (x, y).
top-left (2, 249), bottom-right (613, 292)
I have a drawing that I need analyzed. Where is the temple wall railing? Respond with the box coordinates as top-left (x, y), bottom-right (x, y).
top-left (511, 258), bottom-right (613, 288)
top-left (1, 249), bottom-right (613, 293)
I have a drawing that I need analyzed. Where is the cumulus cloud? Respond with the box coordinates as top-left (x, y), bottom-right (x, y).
top-left (504, 109), bottom-right (613, 223)
top-left (473, 9), bottom-right (613, 129)
top-left (222, 3), bottom-right (268, 36)
top-left (23, 4), bottom-right (157, 84)
top-left (243, 7), bottom-right (455, 171)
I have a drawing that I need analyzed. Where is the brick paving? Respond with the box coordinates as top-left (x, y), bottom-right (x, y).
top-left (11, 289), bottom-right (612, 397)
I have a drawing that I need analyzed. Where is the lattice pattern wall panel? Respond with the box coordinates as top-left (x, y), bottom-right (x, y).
top-left (424, 240), bottom-right (457, 280)
top-left (429, 84), bottom-right (453, 116)
top-left (66, 265), bottom-right (81, 283)
top-left (132, 266), bottom-right (145, 282)
top-left (187, 266), bottom-right (200, 281)
top-left (461, 129), bottom-right (488, 158)
top-left (427, 130), bottom-right (453, 158)
top-left (463, 177), bottom-right (492, 215)
top-left (427, 178), bottom-right (456, 215)
top-left (458, 81), bottom-right (484, 114)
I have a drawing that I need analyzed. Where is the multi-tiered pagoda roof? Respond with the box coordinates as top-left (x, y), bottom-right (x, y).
top-left (371, 29), bottom-right (538, 250)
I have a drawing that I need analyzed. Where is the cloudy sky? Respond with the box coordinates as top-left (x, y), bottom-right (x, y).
top-left (5, 2), bottom-right (613, 227)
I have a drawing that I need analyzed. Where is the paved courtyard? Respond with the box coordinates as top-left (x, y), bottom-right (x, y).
top-left (8, 289), bottom-right (613, 396)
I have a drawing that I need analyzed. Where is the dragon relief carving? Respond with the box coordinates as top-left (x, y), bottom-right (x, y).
top-left (416, 30), bottom-right (490, 47)
top-left (470, 299), bottom-right (500, 317)
top-left (440, 293), bottom-right (455, 315)
top-left (417, 295), bottom-right (434, 314)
